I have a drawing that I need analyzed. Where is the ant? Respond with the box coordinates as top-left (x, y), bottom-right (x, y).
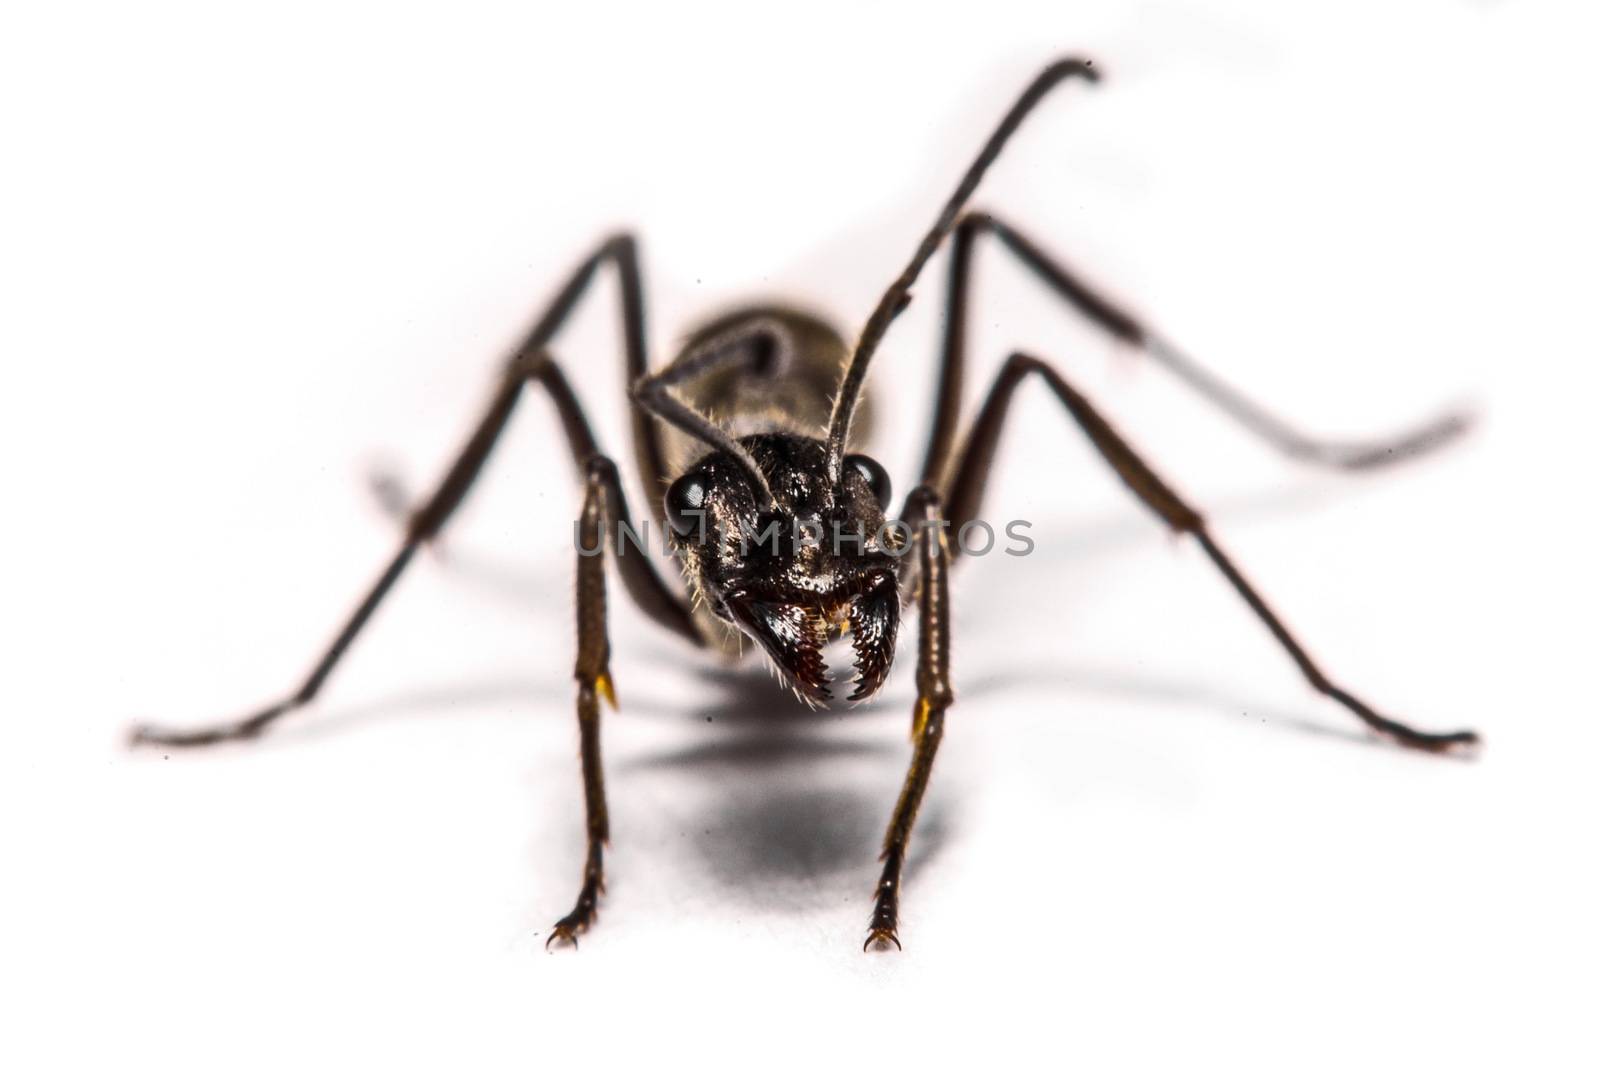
top-left (131, 58), bottom-right (1480, 951)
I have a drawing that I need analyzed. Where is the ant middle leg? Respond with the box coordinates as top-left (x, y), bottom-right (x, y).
top-left (942, 351), bottom-right (1479, 755)
top-left (913, 211), bottom-right (1471, 490)
top-left (130, 235), bottom-right (700, 748)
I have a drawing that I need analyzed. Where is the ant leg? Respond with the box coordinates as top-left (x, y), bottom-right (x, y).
top-left (865, 487), bottom-right (955, 951)
top-left (913, 212), bottom-right (1470, 489)
top-left (546, 455), bottom-right (622, 949)
top-left (943, 352), bottom-right (1479, 756)
top-left (130, 250), bottom-right (701, 748)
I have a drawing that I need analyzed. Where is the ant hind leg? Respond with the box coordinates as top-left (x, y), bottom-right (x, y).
top-left (912, 210), bottom-right (1471, 491)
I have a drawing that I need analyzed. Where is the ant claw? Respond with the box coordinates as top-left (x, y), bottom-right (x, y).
top-left (545, 902), bottom-right (596, 951)
top-left (545, 924), bottom-right (582, 951)
top-left (863, 928), bottom-right (902, 952)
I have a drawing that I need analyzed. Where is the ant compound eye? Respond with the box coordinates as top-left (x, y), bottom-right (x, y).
top-left (664, 472), bottom-right (710, 539)
top-left (846, 453), bottom-right (893, 510)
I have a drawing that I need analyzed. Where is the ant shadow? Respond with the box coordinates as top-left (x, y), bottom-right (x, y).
top-left (602, 665), bottom-right (940, 910)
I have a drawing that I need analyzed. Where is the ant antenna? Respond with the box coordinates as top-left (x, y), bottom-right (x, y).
top-left (823, 57), bottom-right (1101, 488)
top-left (632, 321), bottom-right (790, 509)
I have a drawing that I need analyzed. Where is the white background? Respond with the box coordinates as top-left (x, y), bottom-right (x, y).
top-left (4, 1), bottom-right (1597, 1063)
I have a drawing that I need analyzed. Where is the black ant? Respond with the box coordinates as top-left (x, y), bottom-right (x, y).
top-left (131, 58), bottom-right (1479, 951)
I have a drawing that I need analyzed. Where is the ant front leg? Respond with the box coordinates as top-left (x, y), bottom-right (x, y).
top-left (546, 455), bottom-right (622, 950)
top-left (865, 487), bottom-right (955, 951)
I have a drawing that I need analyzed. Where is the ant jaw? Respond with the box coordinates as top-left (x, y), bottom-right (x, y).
top-left (725, 594), bottom-right (833, 703)
top-left (846, 572), bottom-right (898, 702)
top-left (723, 573), bottom-right (900, 706)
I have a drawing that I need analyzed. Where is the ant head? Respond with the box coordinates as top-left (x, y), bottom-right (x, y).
top-left (664, 433), bottom-right (902, 704)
